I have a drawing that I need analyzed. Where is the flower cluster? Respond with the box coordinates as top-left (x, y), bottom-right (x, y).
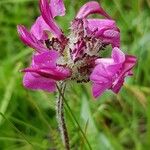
top-left (17, 0), bottom-right (136, 98)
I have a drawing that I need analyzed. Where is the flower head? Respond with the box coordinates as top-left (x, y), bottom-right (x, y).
top-left (17, 0), bottom-right (136, 98)
top-left (90, 47), bottom-right (137, 98)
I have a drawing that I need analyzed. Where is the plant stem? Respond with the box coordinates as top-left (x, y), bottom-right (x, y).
top-left (56, 84), bottom-right (92, 150)
top-left (56, 83), bottom-right (70, 150)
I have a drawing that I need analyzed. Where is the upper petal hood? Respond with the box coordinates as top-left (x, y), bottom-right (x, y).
top-left (17, 25), bottom-right (48, 53)
top-left (50, 0), bottom-right (66, 17)
top-left (31, 0), bottom-right (66, 40)
top-left (39, 0), bottom-right (63, 39)
top-left (85, 19), bottom-right (120, 47)
top-left (86, 19), bottom-right (116, 31)
top-left (30, 16), bottom-right (52, 41)
top-left (76, 1), bottom-right (111, 19)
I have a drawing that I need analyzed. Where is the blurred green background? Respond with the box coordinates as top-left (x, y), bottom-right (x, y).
top-left (0, 0), bottom-right (150, 149)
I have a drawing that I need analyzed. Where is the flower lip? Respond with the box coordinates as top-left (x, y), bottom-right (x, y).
top-left (23, 72), bottom-right (56, 92)
top-left (76, 1), bottom-right (112, 19)
top-left (32, 50), bottom-right (59, 68)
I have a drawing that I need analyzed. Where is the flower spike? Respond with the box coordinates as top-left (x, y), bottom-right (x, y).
top-left (18, 0), bottom-right (136, 98)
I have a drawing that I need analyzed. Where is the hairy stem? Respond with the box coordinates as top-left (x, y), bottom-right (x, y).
top-left (56, 82), bottom-right (70, 150)
top-left (56, 84), bottom-right (92, 150)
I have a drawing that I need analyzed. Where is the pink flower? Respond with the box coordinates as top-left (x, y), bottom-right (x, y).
top-left (17, 0), bottom-right (136, 98)
top-left (90, 47), bottom-right (137, 98)
top-left (22, 50), bottom-right (71, 92)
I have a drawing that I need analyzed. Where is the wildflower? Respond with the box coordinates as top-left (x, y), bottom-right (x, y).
top-left (17, 0), bottom-right (136, 98)
top-left (90, 47), bottom-right (137, 98)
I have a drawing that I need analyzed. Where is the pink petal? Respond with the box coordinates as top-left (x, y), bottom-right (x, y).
top-left (23, 66), bottom-right (71, 81)
top-left (106, 47), bottom-right (125, 73)
top-left (76, 1), bottom-right (111, 19)
top-left (23, 72), bottom-right (56, 92)
top-left (87, 19), bottom-right (116, 32)
top-left (95, 48), bottom-right (125, 75)
top-left (30, 16), bottom-right (51, 40)
top-left (90, 47), bottom-right (137, 98)
top-left (90, 62), bottom-right (115, 98)
top-left (31, 0), bottom-right (65, 40)
top-left (111, 78), bottom-right (124, 93)
top-left (111, 47), bottom-right (125, 63)
top-left (50, 0), bottom-right (66, 17)
top-left (90, 63), bottom-right (114, 98)
top-left (122, 55), bottom-right (137, 73)
top-left (32, 51), bottom-right (59, 68)
top-left (95, 27), bottom-right (120, 47)
top-left (92, 83), bottom-right (110, 98)
top-left (111, 54), bottom-right (137, 93)
top-left (95, 58), bottom-right (114, 65)
top-left (90, 63), bottom-right (113, 83)
top-left (102, 28), bottom-right (120, 47)
top-left (85, 19), bottom-right (120, 47)
top-left (39, 0), bottom-right (63, 39)
top-left (17, 25), bottom-right (47, 53)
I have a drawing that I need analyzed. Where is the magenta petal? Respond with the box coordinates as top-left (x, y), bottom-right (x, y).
top-left (54, 66), bottom-right (71, 80)
top-left (111, 55), bottom-right (137, 93)
top-left (95, 48), bottom-right (125, 66)
top-left (111, 47), bottom-right (125, 63)
top-left (102, 28), bottom-right (120, 47)
top-left (76, 1), bottom-right (111, 19)
top-left (85, 19), bottom-right (120, 47)
top-left (23, 72), bottom-right (56, 92)
top-left (90, 63), bottom-right (115, 98)
top-left (39, 0), bottom-right (62, 39)
top-left (31, 0), bottom-right (66, 40)
top-left (50, 0), bottom-right (66, 17)
top-left (112, 58), bottom-right (136, 93)
top-left (94, 27), bottom-right (120, 47)
top-left (90, 63), bottom-right (113, 98)
top-left (90, 47), bottom-right (135, 98)
top-left (87, 19), bottom-right (116, 31)
top-left (23, 51), bottom-right (71, 81)
top-left (122, 55), bottom-right (137, 73)
top-left (32, 51), bottom-right (59, 68)
top-left (95, 48), bottom-right (125, 75)
top-left (30, 16), bottom-right (51, 40)
top-left (111, 78), bottom-right (124, 93)
top-left (23, 66), bottom-right (71, 81)
top-left (92, 83), bottom-right (110, 98)
top-left (36, 66), bottom-right (71, 80)
top-left (17, 25), bottom-right (47, 53)
top-left (90, 63), bottom-right (113, 83)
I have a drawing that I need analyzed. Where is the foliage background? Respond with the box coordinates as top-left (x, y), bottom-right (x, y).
top-left (0, 0), bottom-right (150, 149)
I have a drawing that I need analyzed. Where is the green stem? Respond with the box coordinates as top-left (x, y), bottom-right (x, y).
top-left (56, 83), bottom-right (70, 150)
top-left (56, 84), bottom-right (92, 150)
